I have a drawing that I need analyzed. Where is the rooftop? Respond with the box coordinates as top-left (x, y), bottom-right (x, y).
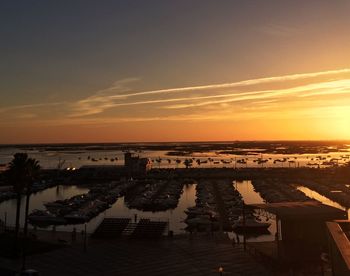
top-left (79, 165), bottom-right (124, 169)
top-left (327, 220), bottom-right (350, 272)
top-left (250, 201), bottom-right (347, 220)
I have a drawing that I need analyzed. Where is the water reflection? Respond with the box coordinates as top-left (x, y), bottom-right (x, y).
top-left (105, 184), bottom-right (195, 233)
top-left (233, 180), bottom-right (265, 204)
top-left (63, 183), bottom-right (197, 234)
top-left (1, 147), bottom-right (349, 170)
top-left (233, 180), bottom-right (276, 242)
top-left (0, 185), bottom-right (89, 227)
top-left (0, 183), bottom-right (196, 234)
top-left (296, 186), bottom-right (348, 217)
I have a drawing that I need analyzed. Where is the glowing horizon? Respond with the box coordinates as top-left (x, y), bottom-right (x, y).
top-left (1, 1), bottom-right (350, 143)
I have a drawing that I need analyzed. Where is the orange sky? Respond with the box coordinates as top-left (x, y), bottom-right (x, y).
top-left (1, 1), bottom-right (350, 143)
top-left (1, 69), bottom-right (350, 143)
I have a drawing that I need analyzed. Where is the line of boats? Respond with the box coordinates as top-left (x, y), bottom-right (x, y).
top-left (183, 180), bottom-right (229, 231)
top-left (28, 178), bottom-right (189, 226)
top-left (28, 181), bottom-right (129, 226)
top-left (298, 179), bottom-right (350, 208)
top-left (183, 179), bottom-right (270, 233)
top-left (183, 180), bottom-right (271, 233)
top-left (124, 179), bottom-right (184, 211)
top-left (150, 154), bottom-right (350, 168)
top-left (251, 179), bottom-right (309, 203)
top-left (85, 156), bottom-right (119, 162)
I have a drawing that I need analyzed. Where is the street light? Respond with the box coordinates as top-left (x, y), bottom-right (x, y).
top-left (84, 223), bottom-right (87, 252)
top-left (219, 266), bottom-right (224, 276)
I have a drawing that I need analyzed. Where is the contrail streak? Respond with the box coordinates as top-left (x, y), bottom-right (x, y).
top-left (107, 68), bottom-right (350, 99)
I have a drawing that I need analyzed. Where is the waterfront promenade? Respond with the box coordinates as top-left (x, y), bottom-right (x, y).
top-left (0, 233), bottom-right (269, 275)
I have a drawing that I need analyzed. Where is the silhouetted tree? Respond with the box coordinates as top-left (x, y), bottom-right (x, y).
top-left (7, 153), bottom-right (29, 254)
top-left (22, 157), bottom-right (40, 270)
top-left (23, 158), bottom-right (40, 237)
top-left (6, 153), bottom-right (41, 258)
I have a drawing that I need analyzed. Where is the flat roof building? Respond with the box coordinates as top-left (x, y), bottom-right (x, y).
top-left (124, 152), bottom-right (152, 177)
top-left (247, 201), bottom-right (347, 272)
top-left (327, 220), bottom-right (350, 276)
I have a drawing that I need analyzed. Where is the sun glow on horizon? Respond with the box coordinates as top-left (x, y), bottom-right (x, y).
top-left (1, 68), bottom-right (350, 143)
top-left (2, 1), bottom-right (350, 143)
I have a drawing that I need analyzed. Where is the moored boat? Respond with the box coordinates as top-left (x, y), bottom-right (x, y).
top-left (29, 210), bottom-right (67, 225)
top-left (64, 211), bottom-right (89, 223)
top-left (233, 215), bottom-right (271, 232)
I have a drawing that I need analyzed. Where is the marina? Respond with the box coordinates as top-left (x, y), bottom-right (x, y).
top-left (0, 185), bottom-right (89, 228)
top-left (1, 142), bottom-right (349, 171)
top-left (0, 143), bottom-right (350, 275)
top-left (1, 165), bottom-right (350, 237)
top-left (0, 181), bottom-right (197, 234)
top-left (29, 181), bottom-right (126, 226)
top-left (3, 1), bottom-right (350, 274)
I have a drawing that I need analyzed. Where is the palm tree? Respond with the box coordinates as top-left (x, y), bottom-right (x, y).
top-left (6, 154), bottom-right (40, 256)
top-left (23, 158), bottom-right (40, 238)
top-left (7, 153), bottom-right (29, 254)
top-left (22, 157), bottom-right (40, 270)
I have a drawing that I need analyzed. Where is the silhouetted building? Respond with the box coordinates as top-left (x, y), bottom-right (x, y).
top-left (248, 201), bottom-right (347, 266)
top-left (77, 152), bottom-right (151, 179)
top-left (124, 152), bottom-right (152, 177)
top-left (78, 165), bottom-right (124, 179)
top-left (327, 220), bottom-right (350, 275)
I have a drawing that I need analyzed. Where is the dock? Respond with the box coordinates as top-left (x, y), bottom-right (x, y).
top-left (92, 217), bottom-right (169, 239)
top-left (3, 235), bottom-right (269, 275)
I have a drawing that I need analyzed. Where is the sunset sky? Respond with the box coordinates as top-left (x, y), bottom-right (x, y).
top-left (1, 0), bottom-right (350, 143)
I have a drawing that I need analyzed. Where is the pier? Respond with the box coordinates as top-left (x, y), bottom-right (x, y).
top-left (92, 217), bottom-right (169, 239)
top-left (211, 180), bottom-right (234, 231)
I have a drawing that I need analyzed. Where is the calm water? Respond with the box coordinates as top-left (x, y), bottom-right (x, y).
top-left (232, 180), bottom-right (277, 242)
top-left (0, 146), bottom-right (349, 170)
top-left (296, 185), bottom-right (349, 218)
top-left (234, 180), bottom-right (266, 205)
top-left (102, 183), bottom-right (196, 234)
top-left (0, 183), bottom-right (196, 234)
top-left (0, 185), bottom-right (89, 228)
top-left (3, 179), bottom-right (346, 239)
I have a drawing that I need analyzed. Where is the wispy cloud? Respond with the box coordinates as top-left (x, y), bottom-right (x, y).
top-left (163, 78), bottom-right (350, 109)
top-left (1, 69), bottom-right (350, 126)
top-left (101, 68), bottom-right (350, 99)
top-left (70, 68), bottom-right (350, 116)
top-left (93, 77), bottom-right (141, 96)
top-left (70, 78), bottom-right (141, 116)
top-left (0, 102), bottom-right (66, 113)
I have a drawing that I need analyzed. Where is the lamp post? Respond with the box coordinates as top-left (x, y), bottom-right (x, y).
top-left (219, 266), bottom-right (224, 276)
top-left (4, 211), bottom-right (7, 231)
top-left (84, 223), bottom-right (87, 252)
top-left (242, 201), bottom-right (246, 251)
